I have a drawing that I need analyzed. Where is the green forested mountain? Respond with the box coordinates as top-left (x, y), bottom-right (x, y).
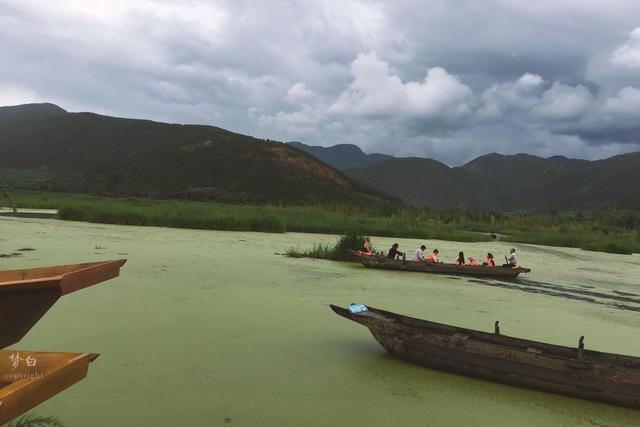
top-left (346, 157), bottom-right (490, 210)
top-left (458, 152), bottom-right (640, 211)
top-left (0, 103), bottom-right (395, 206)
top-left (345, 152), bottom-right (640, 211)
top-left (3, 103), bottom-right (637, 212)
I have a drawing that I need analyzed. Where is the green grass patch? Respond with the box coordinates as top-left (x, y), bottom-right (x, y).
top-left (285, 234), bottom-right (370, 261)
top-left (7, 191), bottom-right (640, 254)
top-left (8, 191), bottom-right (486, 241)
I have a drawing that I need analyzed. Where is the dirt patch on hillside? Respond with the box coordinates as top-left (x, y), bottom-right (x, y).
top-left (266, 145), bottom-right (351, 188)
top-left (178, 139), bottom-right (218, 152)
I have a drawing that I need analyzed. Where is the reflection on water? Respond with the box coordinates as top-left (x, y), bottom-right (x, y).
top-left (2, 217), bottom-right (640, 427)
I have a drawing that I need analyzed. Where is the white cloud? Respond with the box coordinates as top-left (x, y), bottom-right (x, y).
top-left (328, 52), bottom-right (473, 122)
top-left (532, 82), bottom-right (593, 120)
top-left (517, 73), bottom-right (545, 88)
top-left (611, 27), bottom-right (640, 68)
top-left (256, 52), bottom-right (477, 152)
top-left (286, 82), bottom-right (314, 104)
top-left (477, 73), bottom-right (544, 120)
top-left (602, 86), bottom-right (640, 116)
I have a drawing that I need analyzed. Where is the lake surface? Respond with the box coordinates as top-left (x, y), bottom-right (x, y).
top-left (2, 216), bottom-right (640, 426)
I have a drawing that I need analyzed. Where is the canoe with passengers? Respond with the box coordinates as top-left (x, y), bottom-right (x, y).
top-left (349, 250), bottom-right (530, 278)
top-left (330, 304), bottom-right (640, 409)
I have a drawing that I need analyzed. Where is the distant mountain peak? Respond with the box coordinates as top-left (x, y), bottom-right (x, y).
top-left (1, 102), bottom-right (67, 113)
top-left (286, 141), bottom-right (393, 170)
top-left (548, 155), bottom-right (569, 161)
top-left (0, 103), bottom-right (68, 123)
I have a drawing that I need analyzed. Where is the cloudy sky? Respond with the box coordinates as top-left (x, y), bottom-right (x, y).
top-left (2, 0), bottom-right (640, 165)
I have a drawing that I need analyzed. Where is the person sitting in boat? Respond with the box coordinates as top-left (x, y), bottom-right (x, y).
top-left (362, 237), bottom-right (373, 255)
top-left (483, 252), bottom-right (496, 267)
top-left (468, 257), bottom-right (478, 266)
top-left (427, 249), bottom-right (440, 263)
top-left (387, 243), bottom-right (405, 259)
top-left (411, 245), bottom-right (427, 261)
top-left (503, 248), bottom-right (518, 268)
top-left (456, 251), bottom-right (465, 265)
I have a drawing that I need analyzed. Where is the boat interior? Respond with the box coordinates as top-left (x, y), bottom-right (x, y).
top-left (0, 351), bottom-right (98, 425)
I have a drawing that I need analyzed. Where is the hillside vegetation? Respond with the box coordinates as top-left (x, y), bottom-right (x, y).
top-left (0, 103), bottom-right (395, 207)
top-left (345, 152), bottom-right (640, 211)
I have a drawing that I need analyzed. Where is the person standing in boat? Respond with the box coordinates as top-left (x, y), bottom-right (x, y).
top-left (456, 251), bottom-right (465, 265)
top-left (483, 253), bottom-right (496, 267)
top-left (427, 249), bottom-right (440, 263)
top-left (387, 243), bottom-right (405, 259)
top-left (411, 245), bottom-right (427, 261)
top-left (503, 248), bottom-right (518, 267)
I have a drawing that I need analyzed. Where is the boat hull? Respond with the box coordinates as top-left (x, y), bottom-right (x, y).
top-left (331, 305), bottom-right (640, 409)
top-left (352, 252), bottom-right (530, 278)
top-left (0, 260), bottom-right (126, 349)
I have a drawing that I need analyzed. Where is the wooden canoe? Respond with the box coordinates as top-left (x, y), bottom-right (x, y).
top-left (0, 259), bottom-right (126, 349)
top-left (0, 350), bottom-right (98, 425)
top-left (350, 251), bottom-right (530, 278)
top-left (330, 304), bottom-right (640, 409)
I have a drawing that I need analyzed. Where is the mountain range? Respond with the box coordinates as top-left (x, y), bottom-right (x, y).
top-left (291, 141), bottom-right (640, 211)
top-left (2, 103), bottom-right (638, 212)
top-left (0, 103), bottom-right (394, 206)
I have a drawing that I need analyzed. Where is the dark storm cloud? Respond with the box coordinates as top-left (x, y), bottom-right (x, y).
top-left (1, 0), bottom-right (640, 164)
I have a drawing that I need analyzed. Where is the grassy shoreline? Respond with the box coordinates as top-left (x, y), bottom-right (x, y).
top-left (6, 191), bottom-right (640, 254)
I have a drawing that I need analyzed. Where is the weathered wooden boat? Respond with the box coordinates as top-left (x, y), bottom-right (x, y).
top-left (350, 250), bottom-right (530, 278)
top-left (0, 351), bottom-right (98, 425)
top-left (330, 304), bottom-right (640, 408)
top-left (0, 259), bottom-right (126, 349)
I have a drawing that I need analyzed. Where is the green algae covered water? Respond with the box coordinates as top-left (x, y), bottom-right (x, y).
top-left (2, 216), bottom-right (640, 426)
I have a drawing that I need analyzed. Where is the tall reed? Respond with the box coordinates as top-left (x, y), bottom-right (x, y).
top-left (9, 191), bottom-right (640, 254)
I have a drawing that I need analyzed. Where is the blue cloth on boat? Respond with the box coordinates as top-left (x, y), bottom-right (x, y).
top-left (348, 303), bottom-right (368, 314)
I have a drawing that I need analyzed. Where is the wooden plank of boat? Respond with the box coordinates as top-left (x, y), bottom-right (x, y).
top-left (0, 350), bottom-right (98, 425)
top-left (349, 250), bottom-right (530, 278)
top-left (330, 304), bottom-right (640, 409)
top-left (0, 259), bottom-right (126, 349)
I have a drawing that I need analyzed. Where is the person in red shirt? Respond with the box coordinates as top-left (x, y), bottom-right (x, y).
top-left (483, 252), bottom-right (496, 267)
top-left (427, 249), bottom-right (440, 263)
